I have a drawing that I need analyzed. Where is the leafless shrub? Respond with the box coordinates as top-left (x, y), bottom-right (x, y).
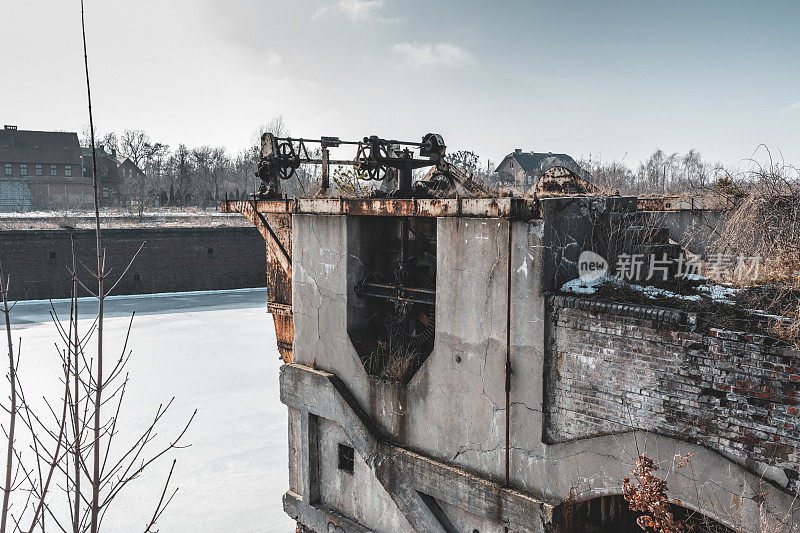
top-left (709, 153), bottom-right (800, 344)
top-left (0, 5), bottom-right (197, 531)
top-left (759, 502), bottom-right (799, 533)
top-left (712, 162), bottom-right (800, 285)
top-left (331, 166), bottom-right (372, 197)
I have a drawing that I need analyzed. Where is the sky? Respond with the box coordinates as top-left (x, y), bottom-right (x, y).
top-left (3, 0), bottom-right (800, 168)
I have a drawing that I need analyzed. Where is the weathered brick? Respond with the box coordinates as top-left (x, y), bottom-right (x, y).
top-left (545, 303), bottom-right (800, 493)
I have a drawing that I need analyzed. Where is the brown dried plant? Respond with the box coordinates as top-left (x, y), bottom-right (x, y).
top-left (623, 455), bottom-right (683, 533)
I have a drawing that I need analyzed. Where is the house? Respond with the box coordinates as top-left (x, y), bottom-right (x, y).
top-left (81, 145), bottom-right (123, 205)
top-left (117, 157), bottom-right (145, 182)
top-left (494, 148), bottom-right (585, 191)
top-left (80, 147), bottom-right (147, 206)
top-left (0, 125), bottom-right (92, 211)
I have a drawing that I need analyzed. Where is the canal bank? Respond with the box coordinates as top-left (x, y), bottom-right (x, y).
top-left (1, 226), bottom-right (266, 300)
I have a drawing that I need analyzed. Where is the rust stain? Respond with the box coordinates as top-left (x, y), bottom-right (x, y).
top-left (221, 195), bottom-right (541, 363)
top-left (226, 200), bottom-right (295, 362)
top-left (223, 198), bottom-right (537, 220)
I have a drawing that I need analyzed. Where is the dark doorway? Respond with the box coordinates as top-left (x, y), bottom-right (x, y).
top-left (560, 495), bottom-right (733, 533)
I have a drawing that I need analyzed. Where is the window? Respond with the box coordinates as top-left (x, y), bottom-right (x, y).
top-left (49, 251), bottom-right (57, 261)
top-left (102, 187), bottom-right (110, 198)
top-left (65, 165), bottom-right (72, 177)
top-left (20, 164), bottom-right (27, 176)
top-left (207, 247), bottom-right (214, 256)
top-left (50, 165), bottom-right (57, 176)
top-left (35, 165), bottom-right (42, 176)
top-left (337, 443), bottom-right (354, 474)
top-left (3, 164), bottom-right (10, 176)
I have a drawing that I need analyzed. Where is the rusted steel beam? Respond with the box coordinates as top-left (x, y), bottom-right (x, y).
top-left (249, 200), bottom-right (293, 279)
top-left (636, 195), bottom-right (729, 211)
top-left (224, 199), bottom-right (293, 278)
top-left (224, 197), bottom-right (295, 363)
top-left (223, 197), bottom-right (539, 220)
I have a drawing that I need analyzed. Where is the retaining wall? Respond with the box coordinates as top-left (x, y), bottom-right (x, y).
top-left (0, 227), bottom-right (266, 300)
top-left (545, 295), bottom-right (800, 492)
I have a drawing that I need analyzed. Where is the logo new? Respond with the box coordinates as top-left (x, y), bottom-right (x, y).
top-left (578, 251), bottom-right (608, 283)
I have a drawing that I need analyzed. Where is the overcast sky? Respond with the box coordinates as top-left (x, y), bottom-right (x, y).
top-left (3, 0), bottom-right (799, 167)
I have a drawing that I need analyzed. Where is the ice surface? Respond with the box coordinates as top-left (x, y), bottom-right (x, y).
top-left (7, 289), bottom-right (294, 532)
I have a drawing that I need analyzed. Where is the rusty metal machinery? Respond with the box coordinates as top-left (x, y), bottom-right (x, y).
top-left (243, 130), bottom-right (481, 368)
top-left (256, 132), bottom-right (453, 198)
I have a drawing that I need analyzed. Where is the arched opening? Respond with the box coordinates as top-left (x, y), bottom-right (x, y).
top-left (559, 495), bottom-right (733, 533)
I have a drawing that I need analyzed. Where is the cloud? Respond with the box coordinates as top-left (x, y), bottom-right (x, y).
top-left (780, 102), bottom-right (800, 115)
top-left (312, 0), bottom-right (398, 24)
top-left (391, 42), bottom-right (476, 69)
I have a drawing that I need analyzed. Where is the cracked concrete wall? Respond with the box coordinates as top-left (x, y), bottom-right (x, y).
top-left (317, 417), bottom-right (413, 531)
top-left (292, 214), bottom-right (403, 530)
top-left (292, 214), bottom-right (369, 389)
top-left (291, 214), bottom-right (515, 530)
top-left (294, 213), bottom-right (510, 482)
top-left (538, 196), bottom-right (639, 292)
top-left (288, 211), bottom-right (797, 532)
top-left (404, 217), bottom-right (508, 482)
top-left (508, 218), bottom-right (549, 496)
top-left (655, 209), bottom-right (722, 256)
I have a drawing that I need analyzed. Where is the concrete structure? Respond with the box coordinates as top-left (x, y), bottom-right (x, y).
top-left (225, 196), bottom-right (798, 532)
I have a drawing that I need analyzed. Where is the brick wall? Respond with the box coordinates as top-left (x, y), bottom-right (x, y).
top-left (0, 227), bottom-right (266, 300)
top-left (545, 296), bottom-right (800, 492)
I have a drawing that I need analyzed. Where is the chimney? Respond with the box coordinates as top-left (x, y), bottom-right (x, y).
top-left (4, 125), bottom-right (17, 130)
top-left (514, 148), bottom-right (522, 154)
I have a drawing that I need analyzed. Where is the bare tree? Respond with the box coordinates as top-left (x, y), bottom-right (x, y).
top-left (172, 144), bottom-right (193, 207)
top-left (446, 150), bottom-right (479, 174)
top-left (0, 262), bottom-right (17, 533)
top-left (118, 130), bottom-right (168, 217)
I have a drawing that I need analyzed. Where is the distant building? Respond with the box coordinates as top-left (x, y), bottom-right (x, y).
top-left (0, 125), bottom-right (92, 211)
top-left (81, 145), bottom-right (123, 206)
top-left (494, 148), bottom-right (584, 191)
top-left (80, 147), bottom-right (147, 207)
top-left (117, 157), bottom-right (146, 182)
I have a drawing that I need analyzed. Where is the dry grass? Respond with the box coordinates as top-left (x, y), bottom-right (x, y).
top-left (708, 160), bottom-right (800, 345)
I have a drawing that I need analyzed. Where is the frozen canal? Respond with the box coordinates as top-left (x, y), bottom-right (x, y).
top-left (10, 288), bottom-right (294, 532)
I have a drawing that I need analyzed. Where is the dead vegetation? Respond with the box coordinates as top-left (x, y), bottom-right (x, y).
top-left (706, 155), bottom-right (800, 345)
top-left (0, 6), bottom-right (195, 530)
top-left (623, 455), bottom-right (683, 533)
top-left (623, 453), bottom-right (797, 533)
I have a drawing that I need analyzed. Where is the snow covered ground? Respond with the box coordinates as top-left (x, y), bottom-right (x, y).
top-left (9, 289), bottom-right (294, 532)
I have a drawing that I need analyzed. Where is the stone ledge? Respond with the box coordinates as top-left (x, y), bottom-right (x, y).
top-left (283, 491), bottom-right (370, 533)
top-left (550, 294), bottom-right (697, 331)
